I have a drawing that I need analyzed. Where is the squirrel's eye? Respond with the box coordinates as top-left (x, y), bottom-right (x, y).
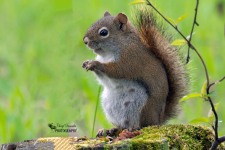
top-left (100, 29), bottom-right (108, 36)
top-left (98, 27), bottom-right (109, 38)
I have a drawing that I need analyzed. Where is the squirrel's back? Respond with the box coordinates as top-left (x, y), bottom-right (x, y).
top-left (135, 9), bottom-right (188, 121)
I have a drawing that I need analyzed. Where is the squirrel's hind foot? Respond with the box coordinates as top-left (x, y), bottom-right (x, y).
top-left (96, 128), bottom-right (121, 138)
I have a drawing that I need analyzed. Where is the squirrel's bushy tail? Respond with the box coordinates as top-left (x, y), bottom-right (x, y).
top-left (135, 9), bottom-right (188, 121)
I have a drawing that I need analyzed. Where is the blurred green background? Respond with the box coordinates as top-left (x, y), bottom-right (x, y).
top-left (0, 0), bottom-right (224, 144)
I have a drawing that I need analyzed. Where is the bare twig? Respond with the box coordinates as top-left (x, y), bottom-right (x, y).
top-left (208, 76), bottom-right (225, 90)
top-left (210, 136), bottom-right (225, 150)
top-left (145, 0), bottom-right (209, 86)
top-left (207, 95), bottom-right (219, 140)
top-left (186, 0), bottom-right (199, 64)
top-left (208, 76), bottom-right (225, 149)
top-left (145, 0), bottom-right (225, 149)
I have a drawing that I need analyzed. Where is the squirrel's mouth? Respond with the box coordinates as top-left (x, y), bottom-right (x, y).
top-left (86, 44), bottom-right (102, 53)
top-left (93, 48), bottom-right (102, 54)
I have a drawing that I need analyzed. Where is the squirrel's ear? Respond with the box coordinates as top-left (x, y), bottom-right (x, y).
top-left (104, 11), bottom-right (111, 17)
top-left (114, 13), bottom-right (128, 31)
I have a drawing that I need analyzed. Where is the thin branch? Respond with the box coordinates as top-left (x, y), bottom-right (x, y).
top-left (146, 1), bottom-right (188, 42)
top-left (191, 47), bottom-right (209, 86)
top-left (145, 0), bottom-right (209, 86)
top-left (210, 136), bottom-right (225, 150)
top-left (207, 96), bottom-right (219, 140)
top-left (145, 0), bottom-right (225, 149)
top-left (208, 76), bottom-right (225, 90)
top-left (186, 0), bottom-right (199, 64)
top-left (218, 136), bottom-right (225, 143)
top-left (210, 140), bottom-right (220, 150)
top-left (207, 76), bottom-right (225, 149)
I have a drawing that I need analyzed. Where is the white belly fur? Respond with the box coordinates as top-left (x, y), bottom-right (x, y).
top-left (96, 75), bottom-right (148, 129)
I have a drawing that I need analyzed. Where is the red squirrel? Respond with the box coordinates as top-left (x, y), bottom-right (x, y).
top-left (82, 10), bottom-right (187, 136)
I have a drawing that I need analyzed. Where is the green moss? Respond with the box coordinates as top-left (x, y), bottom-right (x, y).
top-left (73, 124), bottom-right (225, 150)
top-left (131, 124), bottom-right (215, 149)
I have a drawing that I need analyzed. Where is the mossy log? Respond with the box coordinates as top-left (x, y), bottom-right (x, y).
top-left (1, 124), bottom-right (225, 150)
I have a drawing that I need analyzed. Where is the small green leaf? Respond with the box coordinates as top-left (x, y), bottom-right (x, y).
top-left (167, 15), bottom-right (186, 26)
top-left (171, 39), bottom-right (187, 46)
top-left (179, 93), bottom-right (202, 102)
top-left (167, 17), bottom-right (177, 26)
top-left (176, 15), bottom-right (187, 25)
top-left (189, 117), bottom-right (209, 124)
top-left (208, 103), bottom-right (219, 124)
top-left (201, 81), bottom-right (208, 98)
top-left (129, 0), bottom-right (145, 5)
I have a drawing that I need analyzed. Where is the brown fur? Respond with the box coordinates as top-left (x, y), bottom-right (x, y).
top-left (135, 10), bottom-right (188, 121)
top-left (83, 10), bottom-right (187, 127)
top-left (100, 37), bottom-right (169, 126)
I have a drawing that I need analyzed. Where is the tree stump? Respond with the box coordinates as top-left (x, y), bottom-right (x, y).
top-left (1, 124), bottom-right (225, 150)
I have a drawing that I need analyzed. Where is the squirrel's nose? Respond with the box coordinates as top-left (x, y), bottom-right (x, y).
top-left (83, 37), bottom-right (89, 45)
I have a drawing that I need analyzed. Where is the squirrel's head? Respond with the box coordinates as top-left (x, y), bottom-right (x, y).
top-left (83, 11), bottom-right (135, 55)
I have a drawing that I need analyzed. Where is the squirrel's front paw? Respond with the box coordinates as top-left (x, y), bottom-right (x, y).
top-left (82, 60), bottom-right (90, 70)
top-left (82, 60), bottom-right (103, 72)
